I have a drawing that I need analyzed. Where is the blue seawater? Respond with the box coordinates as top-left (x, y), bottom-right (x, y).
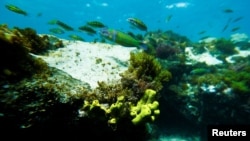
top-left (1, 0), bottom-right (249, 42)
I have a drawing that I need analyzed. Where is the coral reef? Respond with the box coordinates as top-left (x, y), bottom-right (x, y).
top-left (79, 52), bottom-right (172, 127)
top-left (0, 25), bottom-right (89, 129)
top-left (1, 25), bottom-right (161, 140)
top-left (230, 33), bottom-right (249, 43)
top-left (0, 25), bottom-right (174, 141)
top-left (155, 43), bottom-right (180, 60)
top-left (163, 59), bottom-right (250, 126)
top-left (1, 24), bottom-right (249, 140)
top-left (140, 30), bottom-right (250, 137)
top-left (143, 30), bottom-right (189, 62)
top-left (81, 93), bottom-right (128, 126)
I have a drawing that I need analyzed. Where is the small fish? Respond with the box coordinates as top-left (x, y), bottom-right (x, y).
top-left (56, 20), bottom-right (74, 31)
top-left (147, 37), bottom-right (157, 47)
top-left (200, 36), bottom-right (210, 40)
top-left (221, 18), bottom-right (232, 32)
top-left (79, 25), bottom-right (97, 35)
top-left (127, 31), bottom-right (136, 38)
top-left (99, 28), bottom-right (147, 50)
top-left (48, 19), bottom-right (58, 25)
top-left (231, 27), bottom-right (240, 32)
top-left (68, 34), bottom-right (85, 41)
top-left (198, 30), bottom-right (206, 35)
top-left (232, 16), bottom-right (243, 23)
top-left (36, 12), bottom-right (42, 17)
top-left (86, 21), bottom-right (106, 28)
top-left (5, 4), bottom-right (28, 16)
top-left (49, 28), bottom-right (65, 34)
top-left (223, 8), bottom-right (233, 13)
top-left (190, 68), bottom-right (210, 75)
top-left (166, 15), bottom-right (173, 23)
top-left (222, 24), bottom-right (229, 32)
top-left (127, 18), bottom-right (147, 31)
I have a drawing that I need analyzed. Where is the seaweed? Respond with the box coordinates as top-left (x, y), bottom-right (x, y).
top-left (14, 27), bottom-right (52, 54)
top-left (223, 70), bottom-right (250, 94)
top-left (214, 38), bottom-right (238, 55)
top-left (121, 52), bottom-right (172, 92)
top-left (0, 25), bottom-right (49, 81)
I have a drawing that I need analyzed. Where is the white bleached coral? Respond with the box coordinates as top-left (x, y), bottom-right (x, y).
top-left (230, 33), bottom-right (249, 43)
top-left (185, 47), bottom-right (223, 65)
top-left (33, 40), bottom-right (139, 89)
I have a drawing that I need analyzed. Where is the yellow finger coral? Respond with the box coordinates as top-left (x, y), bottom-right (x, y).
top-left (82, 95), bottom-right (126, 125)
top-left (130, 89), bottom-right (160, 125)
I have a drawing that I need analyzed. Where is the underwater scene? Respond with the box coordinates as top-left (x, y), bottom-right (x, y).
top-left (0, 0), bottom-right (250, 140)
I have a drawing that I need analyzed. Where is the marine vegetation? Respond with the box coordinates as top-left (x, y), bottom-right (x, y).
top-left (5, 4), bottom-right (28, 16)
top-left (13, 27), bottom-right (60, 54)
top-left (155, 43), bottom-right (181, 60)
top-left (121, 52), bottom-right (172, 92)
top-left (140, 30), bottom-right (189, 63)
top-left (163, 62), bottom-right (250, 127)
top-left (79, 51), bottom-right (171, 128)
top-left (0, 24), bottom-right (49, 81)
top-left (222, 69), bottom-right (250, 95)
top-left (214, 38), bottom-right (238, 55)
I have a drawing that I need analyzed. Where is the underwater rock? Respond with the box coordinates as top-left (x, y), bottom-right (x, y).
top-left (0, 25), bottom-right (89, 129)
top-left (185, 47), bottom-right (223, 65)
top-left (230, 33), bottom-right (249, 43)
top-left (0, 67), bottom-right (89, 128)
top-left (34, 41), bottom-right (139, 89)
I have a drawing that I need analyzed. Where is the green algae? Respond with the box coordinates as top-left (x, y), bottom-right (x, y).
top-left (122, 52), bottom-right (172, 92)
top-left (214, 38), bottom-right (238, 55)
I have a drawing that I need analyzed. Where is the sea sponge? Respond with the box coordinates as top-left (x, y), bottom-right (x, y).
top-left (82, 95), bottom-right (126, 125)
top-left (130, 89), bottom-right (160, 125)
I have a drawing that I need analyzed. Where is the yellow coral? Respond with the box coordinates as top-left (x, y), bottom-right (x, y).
top-left (83, 95), bottom-right (125, 125)
top-left (130, 89), bottom-right (160, 125)
top-left (82, 90), bottom-right (160, 126)
top-left (108, 118), bottom-right (117, 124)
